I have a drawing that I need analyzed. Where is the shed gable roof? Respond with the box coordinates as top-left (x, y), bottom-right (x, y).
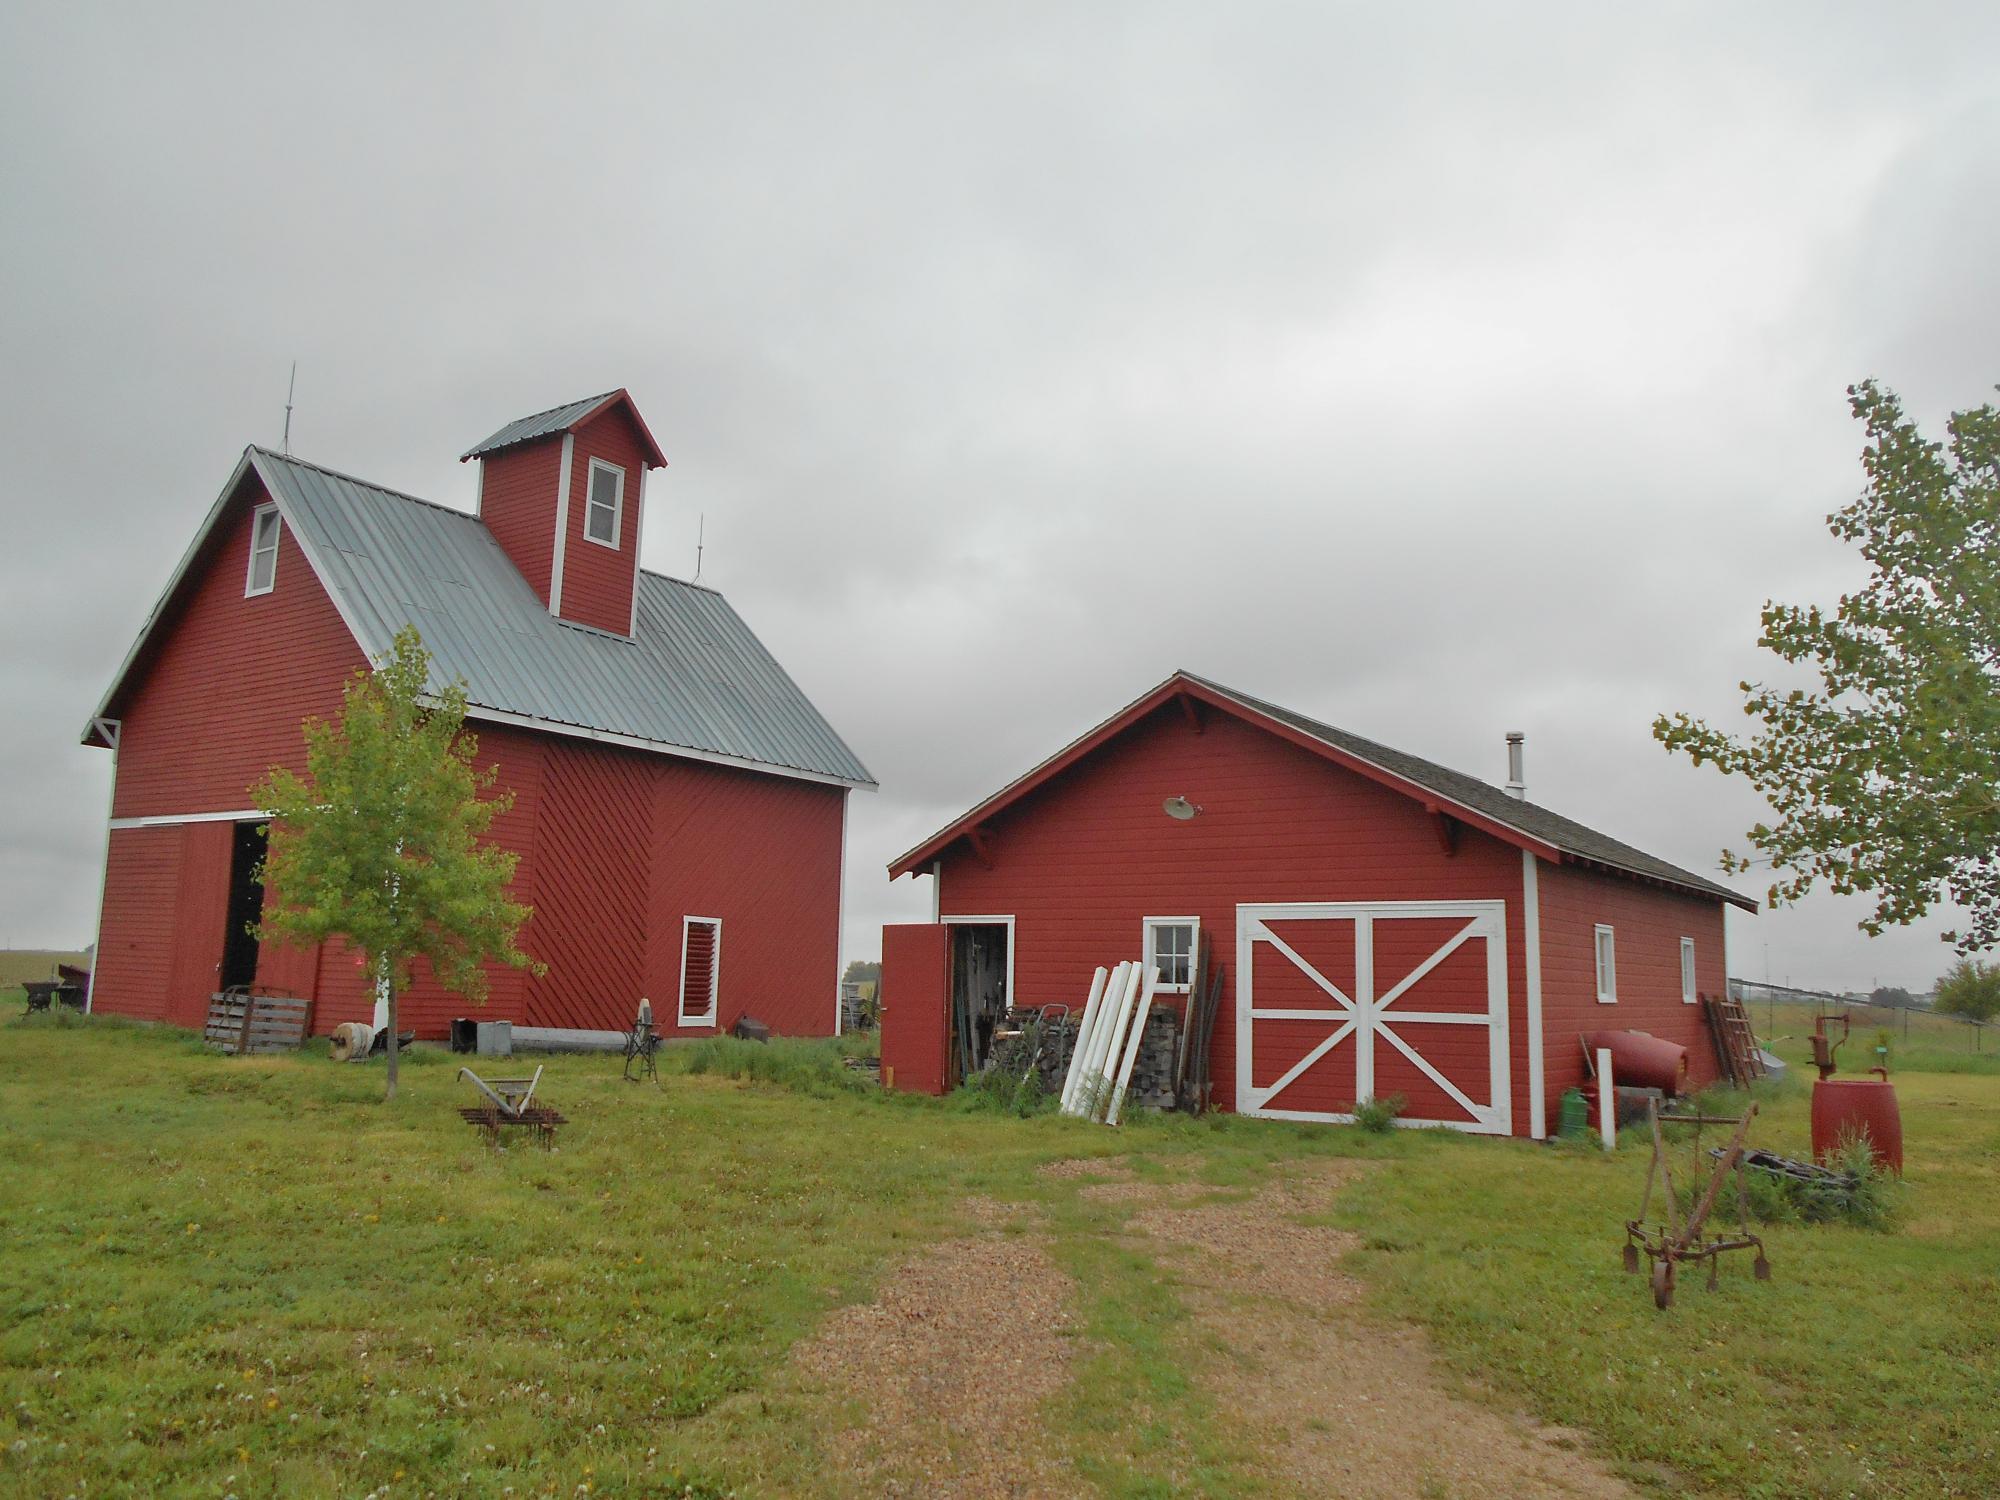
top-left (460, 388), bottom-right (668, 468)
top-left (890, 671), bottom-right (1752, 910)
top-left (85, 447), bottom-right (873, 790)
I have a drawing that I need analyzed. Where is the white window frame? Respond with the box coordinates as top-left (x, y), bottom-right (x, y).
top-left (245, 502), bottom-right (281, 597)
top-left (678, 915), bottom-right (721, 1026)
top-left (583, 458), bottom-right (624, 549)
top-left (1142, 915), bottom-right (1201, 994)
top-left (1680, 936), bottom-right (1697, 1004)
top-left (1594, 924), bottom-right (1617, 1004)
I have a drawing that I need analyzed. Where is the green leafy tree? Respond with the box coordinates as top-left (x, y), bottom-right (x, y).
top-left (1655, 381), bottom-right (2000, 951)
top-left (1934, 958), bottom-right (2000, 1022)
top-left (841, 960), bottom-right (881, 986)
top-left (1870, 986), bottom-right (1916, 1011)
top-left (252, 627), bottom-right (541, 1099)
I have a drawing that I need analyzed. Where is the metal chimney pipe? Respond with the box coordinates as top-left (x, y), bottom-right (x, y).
top-left (1505, 732), bottom-right (1526, 799)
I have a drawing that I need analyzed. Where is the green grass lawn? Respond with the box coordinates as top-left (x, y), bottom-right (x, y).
top-left (2, 1013), bottom-right (1994, 1498)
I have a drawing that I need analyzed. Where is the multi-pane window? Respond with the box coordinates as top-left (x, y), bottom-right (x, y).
top-left (1144, 918), bottom-right (1199, 993)
top-left (245, 503), bottom-right (281, 596)
top-left (1681, 936), bottom-right (1697, 1004)
top-left (680, 916), bottom-right (720, 1025)
top-left (1594, 924), bottom-right (1617, 1003)
top-left (585, 459), bottom-right (623, 547)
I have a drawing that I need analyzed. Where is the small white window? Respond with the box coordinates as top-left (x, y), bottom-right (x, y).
top-left (679, 916), bottom-right (720, 1025)
top-left (1143, 917), bottom-right (1199, 993)
top-left (245, 503), bottom-right (281, 596)
top-left (1681, 937), bottom-right (1697, 1004)
top-left (584, 459), bottom-right (624, 548)
top-left (1594, 924), bottom-right (1617, 1003)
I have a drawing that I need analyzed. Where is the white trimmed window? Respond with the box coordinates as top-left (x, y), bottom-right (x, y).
top-left (245, 503), bottom-right (281, 596)
top-left (1143, 917), bottom-right (1199, 993)
top-left (679, 916), bottom-right (720, 1025)
top-left (1681, 936), bottom-right (1697, 1004)
top-left (584, 459), bottom-right (624, 548)
top-left (1594, 924), bottom-right (1617, 1003)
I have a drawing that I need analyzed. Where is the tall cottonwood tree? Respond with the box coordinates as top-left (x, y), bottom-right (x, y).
top-left (252, 627), bottom-right (540, 1099)
top-left (1655, 381), bottom-right (2000, 952)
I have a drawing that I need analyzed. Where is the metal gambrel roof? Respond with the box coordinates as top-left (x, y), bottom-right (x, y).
top-left (460, 389), bottom-right (668, 468)
top-left (239, 448), bottom-right (873, 787)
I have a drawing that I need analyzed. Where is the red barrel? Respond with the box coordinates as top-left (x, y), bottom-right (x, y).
top-left (1582, 1030), bottom-right (1689, 1096)
top-left (1811, 1077), bottom-right (1903, 1175)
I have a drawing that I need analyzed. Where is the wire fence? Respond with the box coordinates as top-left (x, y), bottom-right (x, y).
top-left (1730, 980), bottom-right (1995, 1067)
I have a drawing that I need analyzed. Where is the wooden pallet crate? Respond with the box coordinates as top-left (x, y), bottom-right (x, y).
top-left (203, 989), bottom-right (314, 1056)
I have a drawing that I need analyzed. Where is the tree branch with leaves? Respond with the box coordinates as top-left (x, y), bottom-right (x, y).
top-left (1655, 380), bottom-right (2000, 951)
top-left (253, 626), bottom-right (542, 1098)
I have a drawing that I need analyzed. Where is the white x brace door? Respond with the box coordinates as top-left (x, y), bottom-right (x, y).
top-left (1235, 901), bottom-right (1511, 1135)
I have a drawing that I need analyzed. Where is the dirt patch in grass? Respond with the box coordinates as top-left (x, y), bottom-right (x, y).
top-left (1130, 1161), bottom-right (1636, 1500)
top-left (1036, 1155), bottom-right (1133, 1181)
top-left (791, 1196), bottom-right (1083, 1497)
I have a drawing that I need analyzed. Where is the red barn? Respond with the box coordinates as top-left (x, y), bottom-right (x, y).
top-left (884, 672), bottom-right (1753, 1137)
top-left (82, 390), bottom-right (874, 1040)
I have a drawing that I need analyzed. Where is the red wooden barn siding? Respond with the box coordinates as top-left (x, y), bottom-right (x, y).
top-left (555, 405), bottom-right (651, 635)
top-left (478, 441), bottom-right (564, 609)
top-left (108, 474), bottom-right (366, 820)
top-left (1537, 859), bottom-right (1727, 1099)
top-left (298, 721), bottom-right (546, 1036)
top-left (519, 736), bottom-right (845, 1036)
top-left (641, 760), bottom-right (846, 1039)
top-left (92, 826), bottom-right (187, 1024)
top-left (89, 472), bottom-right (542, 1033)
top-left (931, 705), bottom-right (1537, 1126)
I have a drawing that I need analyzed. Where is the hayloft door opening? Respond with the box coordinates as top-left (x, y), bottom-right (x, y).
top-left (219, 820), bottom-right (267, 991)
top-left (944, 918), bottom-right (1012, 1085)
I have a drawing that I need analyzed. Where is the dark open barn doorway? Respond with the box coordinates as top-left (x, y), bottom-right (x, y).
top-left (219, 820), bottom-right (267, 991)
top-left (949, 921), bottom-right (1010, 1084)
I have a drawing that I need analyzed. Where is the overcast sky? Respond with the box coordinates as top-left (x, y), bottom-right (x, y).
top-left (4, 3), bottom-right (1996, 993)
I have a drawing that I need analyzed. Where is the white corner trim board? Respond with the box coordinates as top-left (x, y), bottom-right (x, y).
top-left (1522, 849), bottom-right (1546, 1139)
top-left (549, 433), bottom-right (575, 616)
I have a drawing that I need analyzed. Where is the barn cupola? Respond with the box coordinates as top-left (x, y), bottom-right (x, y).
top-left (461, 389), bottom-right (669, 637)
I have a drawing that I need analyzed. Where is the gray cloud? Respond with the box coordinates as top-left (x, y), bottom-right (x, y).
top-left (4, 2), bottom-right (1995, 993)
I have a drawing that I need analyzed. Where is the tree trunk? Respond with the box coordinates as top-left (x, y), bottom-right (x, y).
top-left (385, 975), bottom-right (400, 1101)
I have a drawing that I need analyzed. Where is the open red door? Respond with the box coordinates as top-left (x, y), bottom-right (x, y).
top-left (880, 922), bottom-right (951, 1096)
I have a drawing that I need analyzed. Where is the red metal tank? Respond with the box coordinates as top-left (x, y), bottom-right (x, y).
top-left (1811, 1077), bottom-right (1903, 1175)
top-left (1582, 1030), bottom-right (1690, 1096)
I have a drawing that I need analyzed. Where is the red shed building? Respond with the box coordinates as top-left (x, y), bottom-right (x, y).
top-left (82, 390), bottom-right (874, 1040)
top-left (885, 672), bottom-right (1752, 1137)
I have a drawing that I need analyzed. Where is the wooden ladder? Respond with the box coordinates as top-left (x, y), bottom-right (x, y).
top-left (1704, 993), bottom-right (1765, 1087)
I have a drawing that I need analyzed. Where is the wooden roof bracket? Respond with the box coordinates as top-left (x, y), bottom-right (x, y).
top-left (1175, 692), bottom-right (1206, 734)
top-left (1425, 804), bottom-right (1460, 857)
top-left (965, 824), bottom-right (994, 870)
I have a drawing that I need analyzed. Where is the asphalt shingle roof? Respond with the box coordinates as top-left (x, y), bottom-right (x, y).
top-left (247, 448), bottom-right (873, 787)
top-left (1183, 672), bottom-right (1747, 907)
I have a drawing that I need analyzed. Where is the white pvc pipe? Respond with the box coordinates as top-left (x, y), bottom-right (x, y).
top-left (1106, 967), bottom-right (1160, 1126)
top-left (1059, 966), bottom-right (1111, 1112)
top-left (1089, 964), bottom-right (1145, 1120)
top-left (1063, 963), bottom-right (1126, 1116)
top-left (1597, 1047), bottom-right (1616, 1151)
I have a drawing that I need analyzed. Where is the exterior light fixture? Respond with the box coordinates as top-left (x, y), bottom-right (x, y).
top-left (1162, 795), bottom-right (1201, 821)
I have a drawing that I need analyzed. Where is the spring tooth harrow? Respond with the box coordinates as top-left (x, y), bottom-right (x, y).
top-left (1622, 1099), bottom-right (1771, 1309)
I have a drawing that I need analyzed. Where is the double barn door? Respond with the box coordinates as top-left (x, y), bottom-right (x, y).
top-left (1235, 901), bottom-right (1511, 1135)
